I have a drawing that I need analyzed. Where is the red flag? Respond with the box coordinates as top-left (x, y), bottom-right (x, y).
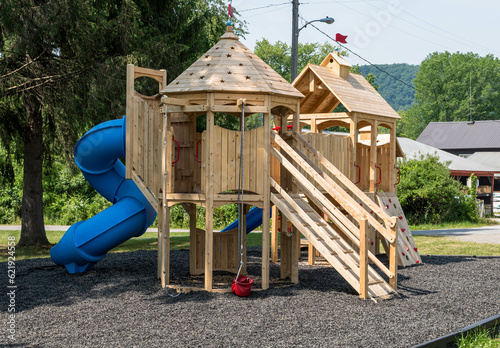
top-left (335, 33), bottom-right (348, 44)
top-left (228, 4), bottom-right (234, 18)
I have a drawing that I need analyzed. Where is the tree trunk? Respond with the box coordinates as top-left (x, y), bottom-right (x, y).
top-left (17, 98), bottom-right (49, 246)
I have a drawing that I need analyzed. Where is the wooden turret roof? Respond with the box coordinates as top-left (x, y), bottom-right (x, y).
top-left (161, 26), bottom-right (304, 98)
top-left (294, 53), bottom-right (400, 119)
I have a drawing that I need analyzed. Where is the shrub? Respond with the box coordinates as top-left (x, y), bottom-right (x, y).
top-left (397, 154), bottom-right (478, 224)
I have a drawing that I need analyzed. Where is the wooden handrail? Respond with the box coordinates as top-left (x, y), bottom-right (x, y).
top-left (272, 131), bottom-right (395, 243)
top-left (292, 132), bottom-right (396, 228)
top-left (271, 178), bottom-right (393, 279)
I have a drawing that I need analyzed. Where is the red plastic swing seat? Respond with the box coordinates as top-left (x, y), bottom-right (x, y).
top-left (232, 276), bottom-right (253, 297)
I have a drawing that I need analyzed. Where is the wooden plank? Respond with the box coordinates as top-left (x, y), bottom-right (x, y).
top-left (125, 64), bottom-right (135, 179)
top-left (213, 126), bottom-right (222, 194)
top-left (389, 218), bottom-right (398, 291)
top-left (205, 94), bottom-right (215, 291)
top-left (359, 218), bottom-right (368, 299)
top-left (221, 127), bottom-right (228, 191)
top-left (262, 101), bottom-right (271, 290)
top-left (188, 205), bottom-right (197, 275)
top-left (292, 132), bottom-right (395, 228)
top-left (211, 105), bottom-right (269, 114)
top-left (271, 205), bottom-right (279, 263)
top-left (131, 171), bottom-right (159, 212)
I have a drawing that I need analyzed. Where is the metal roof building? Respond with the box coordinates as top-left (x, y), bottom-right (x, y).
top-left (417, 120), bottom-right (500, 153)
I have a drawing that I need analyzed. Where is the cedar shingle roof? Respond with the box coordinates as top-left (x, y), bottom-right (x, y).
top-left (161, 26), bottom-right (304, 98)
top-left (293, 59), bottom-right (400, 118)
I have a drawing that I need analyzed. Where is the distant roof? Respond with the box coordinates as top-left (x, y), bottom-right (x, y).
top-left (417, 120), bottom-right (500, 150)
top-left (161, 26), bottom-right (304, 98)
top-left (398, 137), bottom-right (496, 172)
top-left (468, 152), bottom-right (500, 171)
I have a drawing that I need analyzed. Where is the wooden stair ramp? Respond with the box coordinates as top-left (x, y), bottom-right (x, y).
top-left (270, 131), bottom-right (398, 300)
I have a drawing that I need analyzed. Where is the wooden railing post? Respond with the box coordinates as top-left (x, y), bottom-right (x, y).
top-left (359, 218), bottom-right (368, 299)
top-left (389, 217), bottom-right (398, 290)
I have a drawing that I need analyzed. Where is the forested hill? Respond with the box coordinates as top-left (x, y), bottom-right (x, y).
top-left (359, 64), bottom-right (419, 112)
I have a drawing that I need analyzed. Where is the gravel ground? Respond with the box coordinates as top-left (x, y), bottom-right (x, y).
top-left (1, 249), bottom-right (499, 348)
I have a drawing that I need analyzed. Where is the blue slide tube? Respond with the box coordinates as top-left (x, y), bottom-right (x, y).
top-left (221, 207), bottom-right (272, 234)
top-left (50, 117), bottom-right (156, 273)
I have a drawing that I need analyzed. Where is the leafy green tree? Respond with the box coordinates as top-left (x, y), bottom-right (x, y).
top-left (0, 0), bottom-right (242, 246)
top-left (397, 154), bottom-right (477, 224)
top-left (359, 64), bottom-right (419, 111)
top-left (399, 52), bottom-right (500, 139)
top-left (254, 39), bottom-right (339, 82)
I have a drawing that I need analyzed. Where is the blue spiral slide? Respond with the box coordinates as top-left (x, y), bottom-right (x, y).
top-left (50, 117), bottom-right (156, 273)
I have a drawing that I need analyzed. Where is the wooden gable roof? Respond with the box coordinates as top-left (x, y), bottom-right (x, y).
top-left (293, 54), bottom-right (400, 119)
top-left (161, 26), bottom-right (304, 98)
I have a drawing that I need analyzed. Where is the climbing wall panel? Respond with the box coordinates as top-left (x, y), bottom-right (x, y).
top-left (377, 192), bottom-right (422, 267)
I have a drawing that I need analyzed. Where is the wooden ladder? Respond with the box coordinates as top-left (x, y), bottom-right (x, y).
top-left (271, 130), bottom-right (398, 300)
top-left (271, 189), bottom-right (394, 300)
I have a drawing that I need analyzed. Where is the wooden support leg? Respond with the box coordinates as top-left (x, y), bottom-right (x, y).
top-left (271, 205), bottom-right (279, 263)
top-left (262, 200), bottom-right (271, 290)
top-left (389, 219), bottom-right (398, 291)
top-left (280, 218), bottom-right (291, 279)
top-left (188, 204), bottom-right (197, 275)
top-left (161, 204), bottom-right (170, 288)
top-left (359, 219), bottom-right (368, 299)
top-left (291, 226), bottom-right (299, 284)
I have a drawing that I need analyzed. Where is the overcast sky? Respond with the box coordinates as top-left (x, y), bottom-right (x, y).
top-left (232, 0), bottom-right (500, 66)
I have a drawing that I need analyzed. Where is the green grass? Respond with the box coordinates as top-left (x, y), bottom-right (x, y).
top-left (1, 228), bottom-right (499, 263)
top-left (0, 230), bottom-right (265, 262)
top-left (457, 326), bottom-right (500, 348)
top-left (413, 235), bottom-right (500, 256)
top-left (410, 220), bottom-right (496, 231)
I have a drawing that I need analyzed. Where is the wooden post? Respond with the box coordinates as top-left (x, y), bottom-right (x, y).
top-left (369, 120), bottom-right (378, 192)
top-left (205, 94), bottom-right (215, 291)
top-left (388, 121), bottom-right (397, 193)
top-left (125, 64), bottom-right (135, 180)
top-left (271, 205), bottom-right (279, 263)
top-left (188, 204), bottom-right (197, 275)
top-left (389, 217), bottom-right (398, 290)
top-left (349, 113), bottom-right (358, 183)
top-left (359, 218), bottom-right (368, 299)
top-left (290, 100), bottom-right (301, 284)
top-left (262, 99), bottom-right (271, 289)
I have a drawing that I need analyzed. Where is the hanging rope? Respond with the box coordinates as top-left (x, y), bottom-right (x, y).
top-left (235, 99), bottom-right (246, 281)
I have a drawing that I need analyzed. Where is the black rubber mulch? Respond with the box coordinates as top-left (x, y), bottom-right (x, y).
top-left (2, 248), bottom-right (499, 347)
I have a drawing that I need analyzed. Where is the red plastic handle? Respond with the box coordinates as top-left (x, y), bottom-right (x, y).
top-left (172, 136), bottom-right (180, 166)
top-left (375, 165), bottom-right (381, 185)
top-left (196, 139), bottom-right (202, 163)
top-left (354, 162), bottom-right (361, 184)
top-left (395, 165), bottom-right (400, 186)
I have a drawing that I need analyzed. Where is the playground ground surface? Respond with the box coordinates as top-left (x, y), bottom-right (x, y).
top-left (1, 248), bottom-right (499, 347)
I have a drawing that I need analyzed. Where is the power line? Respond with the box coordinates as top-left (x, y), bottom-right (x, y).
top-left (363, 1), bottom-right (500, 56)
top-left (328, 1), bottom-right (456, 52)
top-left (378, 0), bottom-right (500, 56)
top-left (238, 2), bottom-right (290, 13)
top-left (303, 18), bottom-right (450, 107)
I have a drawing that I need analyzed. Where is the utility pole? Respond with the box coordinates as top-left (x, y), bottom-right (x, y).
top-left (291, 0), bottom-right (299, 82)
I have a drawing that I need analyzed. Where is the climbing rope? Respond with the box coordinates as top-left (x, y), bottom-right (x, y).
top-left (235, 99), bottom-right (246, 282)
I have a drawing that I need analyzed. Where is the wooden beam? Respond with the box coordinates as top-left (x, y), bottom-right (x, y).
top-left (389, 218), bottom-right (398, 291)
top-left (211, 105), bottom-right (269, 114)
top-left (359, 218), bottom-right (368, 299)
top-left (271, 205), bottom-right (279, 263)
top-left (370, 120), bottom-right (378, 192)
top-left (262, 95), bottom-right (271, 290)
top-left (388, 121), bottom-right (396, 193)
top-left (205, 93), bottom-right (215, 291)
top-left (188, 204), bottom-right (197, 275)
top-left (125, 64), bottom-right (135, 179)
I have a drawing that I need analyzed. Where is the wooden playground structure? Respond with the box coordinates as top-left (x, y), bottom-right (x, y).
top-left (123, 25), bottom-right (421, 300)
